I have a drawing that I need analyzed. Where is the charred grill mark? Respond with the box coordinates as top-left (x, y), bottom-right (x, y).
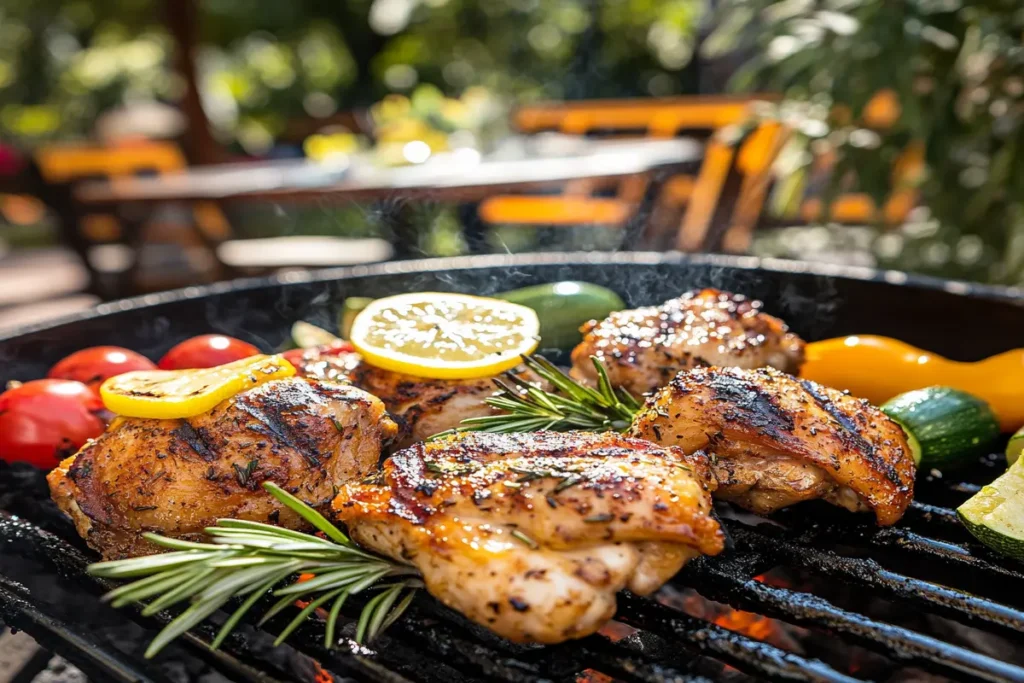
top-left (234, 385), bottom-right (323, 468)
top-left (174, 422), bottom-right (216, 461)
top-left (797, 379), bottom-right (905, 488)
top-left (706, 373), bottom-right (794, 435)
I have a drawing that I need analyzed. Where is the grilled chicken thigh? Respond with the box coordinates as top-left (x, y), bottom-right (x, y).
top-left (629, 366), bottom-right (915, 525)
top-left (571, 288), bottom-right (805, 396)
top-left (48, 377), bottom-right (397, 559)
top-left (332, 431), bottom-right (724, 644)
top-left (293, 348), bottom-right (509, 446)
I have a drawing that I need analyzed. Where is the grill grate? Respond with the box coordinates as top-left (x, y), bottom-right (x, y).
top-left (3, 460), bottom-right (1024, 683)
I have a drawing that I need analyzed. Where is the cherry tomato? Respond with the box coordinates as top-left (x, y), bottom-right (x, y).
top-left (48, 346), bottom-right (156, 388)
top-left (281, 340), bottom-right (355, 367)
top-left (0, 379), bottom-right (106, 468)
top-left (158, 335), bottom-right (260, 370)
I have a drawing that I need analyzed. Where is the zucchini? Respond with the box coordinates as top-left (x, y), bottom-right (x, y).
top-left (339, 282), bottom-right (624, 350)
top-left (339, 297), bottom-right (374, 339)
top-left (881, 386), bottom-right (1000, 469)
top-left (1007, 426), bottom-right (1024, 466)
top-left (495, 282), bottom-right (625, 350)
top-left (291, 321), bottom-right (340, 349)
top-left (958, 458), bottom-right (1024, 561)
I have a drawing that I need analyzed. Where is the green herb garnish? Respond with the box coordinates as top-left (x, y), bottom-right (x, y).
top-left (87, 482), bottom-right (420, 658)
top-left (437, 354), bottom-right (641, 436)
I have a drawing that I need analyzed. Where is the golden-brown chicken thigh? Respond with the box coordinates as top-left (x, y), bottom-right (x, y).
top-left (571, 288), bottom-right (805, 396)
top-left (629, 366), bottom-right (915, 525)
top-left (48, 377), bottom-right (396, 559)
top-left (293, 348), bottom-right (507, 446)
top-left (332, 431), bottom-right (724, 644)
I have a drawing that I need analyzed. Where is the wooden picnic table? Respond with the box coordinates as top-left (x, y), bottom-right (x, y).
top-left (73, 135), bottom-right (702, 258)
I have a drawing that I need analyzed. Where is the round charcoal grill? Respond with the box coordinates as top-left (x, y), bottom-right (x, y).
top-left (2, 252), bottom-right (1024, 683)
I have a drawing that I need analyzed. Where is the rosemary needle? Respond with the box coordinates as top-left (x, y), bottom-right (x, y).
top-left (87, 482), bottom-right (420, 658)
top-left (437, 354), bottom-right (642, 436)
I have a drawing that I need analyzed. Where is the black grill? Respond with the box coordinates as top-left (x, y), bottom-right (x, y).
top-left (3, 459), bottom-right (1023, 683)
top-left (2, 254), bottom-right (1024, 683)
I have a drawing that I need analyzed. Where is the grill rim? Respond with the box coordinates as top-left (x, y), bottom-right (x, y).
top-left (1, 250), bottom-right (1020, 343)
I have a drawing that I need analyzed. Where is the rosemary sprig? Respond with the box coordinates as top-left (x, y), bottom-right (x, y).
top-left (87, 482), bottom-right (420, 658)
top-left (442, 354), bottom-right (641, 435)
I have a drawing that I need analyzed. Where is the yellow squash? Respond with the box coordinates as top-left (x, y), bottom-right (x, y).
top-left (801, 335), bottom-right (1024, 432)
top-left (100, 355), bottom-right (296, 419)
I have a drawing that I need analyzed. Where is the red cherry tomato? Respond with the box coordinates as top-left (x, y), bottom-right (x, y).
top-left (281, 340), bottom-right (355, 367)
top-left (48, 346), bottom-right (156, 388)
top-left (158, 335), bottom-right (260, 370)
top-left (0, 379), bottom-right (106, 468)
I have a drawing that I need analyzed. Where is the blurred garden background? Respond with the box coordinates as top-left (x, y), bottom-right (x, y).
top-left (0, 0), bottom-right (1022, 304)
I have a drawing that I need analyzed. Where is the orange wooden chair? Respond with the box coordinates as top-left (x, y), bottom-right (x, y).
top-left (672, 120), bottom-right (791, 252)
top-left (677, 90), bottom-right (921, 254)
top-left (33, 140), bottom-right (232, 295)
top-left (477, 96), bottom-right (775, 248)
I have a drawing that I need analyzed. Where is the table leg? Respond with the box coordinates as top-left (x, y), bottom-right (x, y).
top-left (117, 203), bottom-right (155, 296)
top-left (458, 202), bottom-right (488, 255)
top-left (375, 200), bottom-right (421, 260)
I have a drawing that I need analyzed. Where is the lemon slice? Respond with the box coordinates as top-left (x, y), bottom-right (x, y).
top-left (100, 355), bottom-right (296, 419)
top-left (348, 292), bottom-right (539, 379)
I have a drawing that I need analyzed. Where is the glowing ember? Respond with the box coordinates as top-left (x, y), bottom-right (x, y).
top-left (656, 583), bottom-right (806, 652)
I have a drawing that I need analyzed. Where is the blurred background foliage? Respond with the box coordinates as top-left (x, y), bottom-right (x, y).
top-left (3, 0), bottom-right (1023, 284)
top-left (707, 0), bottom-right (1024, 285)
top-left (0, 0), bottom-right (705, 152)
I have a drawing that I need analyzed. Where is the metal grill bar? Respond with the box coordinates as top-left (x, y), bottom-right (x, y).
top-left (0, 513), bottom-right (415, 683)
top-left (6, 468), bottom-right (1024, 683)
top-left (614, 592), bottom-right (858, 683)
top-left (684, 554), bottom-right (1024, 682)
top-left (1, 509), bottom-right (859, 683)
top-left (566, 638), bottom-right (715, 683)
top-left (0, 578), bottom-right (168, 683)
top-left (770, 504), bottom-right (1024, 608)
top-left (727, 524), bottom-right (1024, 641)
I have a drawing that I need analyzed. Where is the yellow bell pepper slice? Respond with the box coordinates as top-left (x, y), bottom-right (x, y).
top-left (100, 354), bottom-right (296, 419)
top-left (801, 335), bottom-right (1024, 432)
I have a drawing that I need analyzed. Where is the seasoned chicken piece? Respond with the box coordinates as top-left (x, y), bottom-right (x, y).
top-left (332, 431), bottom-right (724, 644)
top-left (293, 348), bottom-right (510, 446)
top-left (48, 377), bottom-right (397, 559)
top-left (571, 288), bottom-right (805, 396)
top-left (629, 366), bottom-right (915, 525)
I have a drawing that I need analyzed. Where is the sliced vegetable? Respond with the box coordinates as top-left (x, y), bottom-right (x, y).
top-left (881, 386), bottom-right (1000, 469)
top-left (802, 335), bottom-right (1024, 432)
top-left (1007, 426), bottom-right (1024, 466)
top-left (291, 321), bottom-right (340, 349)
top-left (958, 458), bottom-right (1024, 561)
top-left (48, 346), bottom-right (157, 388)
top-left (340, 282), bottom-right (623, 349)
top-left (348, 292), bottom-right (539, 379)
top-left (281, 340), bottom-right (355, 370)
top-left (340, 297), bottom-right (374, 339)
top-left (0, 379), bottom-right (106, 468)
top-left (101, 355), bottom-right (296, 419)
top-left (496, 281), bottom-right (625, 349)
top-left (158, 335), bottom-right (261, 370)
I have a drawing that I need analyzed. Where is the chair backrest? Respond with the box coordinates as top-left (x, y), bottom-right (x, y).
top-left (485, 97), bottom-right (776, 241)
top-left (674, 121), bottom-right (791, 252)
top-left (32, 141), bottom-right (231, 273)
top-left (35, 141), bottom-right (188, 183)
top-left (514, 95), bottom-right (774, 138)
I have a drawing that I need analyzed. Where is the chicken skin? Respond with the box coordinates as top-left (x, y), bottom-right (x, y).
top-left (629, 366), bottom-right (915, 525)
top-left (571, 288), bottom-right (805, 396)
top-left (293, 347), bottom-right (510, 446)
top-left (332, 431), bottom-right (724, 644)
top-left (48, 377), bottom-right (397, 559)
